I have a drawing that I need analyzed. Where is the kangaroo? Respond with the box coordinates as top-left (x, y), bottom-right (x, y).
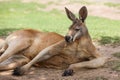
top-left (0, 6), bottom-right (108, 76)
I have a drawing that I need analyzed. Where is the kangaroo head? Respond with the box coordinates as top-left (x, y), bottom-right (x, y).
top-left (65, 6), bottom-right (88, 43)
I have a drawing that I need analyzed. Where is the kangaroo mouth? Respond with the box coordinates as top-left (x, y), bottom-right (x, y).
top-left (65, 36), bottom-right (73, 43)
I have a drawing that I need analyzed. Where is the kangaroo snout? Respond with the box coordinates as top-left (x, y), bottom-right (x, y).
top-left (65, 36), bottom-right (73, 42)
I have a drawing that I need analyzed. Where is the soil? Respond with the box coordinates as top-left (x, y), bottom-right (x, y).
top-left (0, 44), bottom-right (120, 80)
top-left (0, 0), bottom-right (120, 80)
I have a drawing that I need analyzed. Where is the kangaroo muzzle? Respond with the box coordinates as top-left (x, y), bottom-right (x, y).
top-left (65, 36), bottom-right (73, 43)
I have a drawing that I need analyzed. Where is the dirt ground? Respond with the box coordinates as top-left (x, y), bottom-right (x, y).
top-left (0, 44), bottom-right (120, 80)
top-left (0, 0), bottom-right (120, 80)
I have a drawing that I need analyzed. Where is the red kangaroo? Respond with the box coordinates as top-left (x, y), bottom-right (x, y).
top-left (0, 6), bottom-right (108, 76)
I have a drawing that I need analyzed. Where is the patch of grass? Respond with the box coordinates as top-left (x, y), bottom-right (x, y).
top-left (113, 52), bottom-right (120, 58)
top-left (105, 60), bottom-right (120, 71)
top-left (0, 1), bottom-right (69, 36)
top-left (104, 2), bottom-right (120, 9)
top-left (0, 1), bottom-right (46, 13)
top-left (87, 16), bottom-right (120, 39)
top-left (95, 77), bottom-right (108, 80)
top-left (0, 0), bottom-right (120, 45)
top-left (84, 77), bottom-right (108, 80)
top-left (99, 36), bottom-right (112, 44)
top-left (99, 36), bottom-right (120, 45)
top-left (112, 52), bottom-right (120, 71)
top-left (112, 64), bottom-right (120, 71)
top-left (0, 28), bottom-right (21, 36)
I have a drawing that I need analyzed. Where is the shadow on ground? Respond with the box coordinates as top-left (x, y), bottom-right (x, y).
top-left (99, 36), bottom-right (120, 45)
top-left (0, 28), bottom-right (22, 36)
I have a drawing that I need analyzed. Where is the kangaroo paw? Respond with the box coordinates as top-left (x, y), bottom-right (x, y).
top-left (62, 69), bottom-right (74, 76)
top-left (12, 67), bottom-right (27, 76)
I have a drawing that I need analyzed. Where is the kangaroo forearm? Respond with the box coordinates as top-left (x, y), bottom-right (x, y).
top-left (68, 57), bottom-right (108, 70)
top-left (26, 47), bottom-right (53, 68)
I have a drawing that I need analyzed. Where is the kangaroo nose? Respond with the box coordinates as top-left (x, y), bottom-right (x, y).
top-left (65, 36), bottom-right (71, 42)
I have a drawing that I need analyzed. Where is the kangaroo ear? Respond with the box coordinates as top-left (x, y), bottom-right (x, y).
top-left (65, 7), bottom-right (76, 22)
top-left (79, 6), bottom-right (88, 22)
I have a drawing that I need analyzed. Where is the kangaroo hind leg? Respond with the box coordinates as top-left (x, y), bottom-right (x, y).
top-left (0, 55), bottom-right (30, 71)
top-left (0, 41), bottom-right (8, 55)
top-left (0, 39), bottom-right (32, 63)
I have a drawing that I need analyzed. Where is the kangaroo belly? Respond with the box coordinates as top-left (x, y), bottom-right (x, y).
top-left (36, 54), bottom-right (80, 69)
top-left (36, 50), bottom-right (93, 69)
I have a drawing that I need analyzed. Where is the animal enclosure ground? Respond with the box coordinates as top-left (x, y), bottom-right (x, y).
top-left (0, 44), bottom-right (120, 80)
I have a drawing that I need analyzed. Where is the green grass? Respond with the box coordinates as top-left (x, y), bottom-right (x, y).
top-left (0, 1), bottom-right (69, 35)
top-left (0, 1), bottom-right (120, 44)
top-left (87, 16), bottom-right (120, 44)
top-left (99, 36), bottom-right (120, 45)
top-left (106, 60), bottom-right (120, 72)
top-left (113, 52), bottom-right (120, 58)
